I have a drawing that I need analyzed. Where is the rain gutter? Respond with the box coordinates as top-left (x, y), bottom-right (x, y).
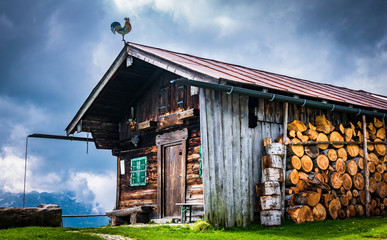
top-left (171, 78), bottom-right (386, 119)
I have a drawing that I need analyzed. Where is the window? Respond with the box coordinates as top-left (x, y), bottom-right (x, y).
top-left (159, 86), bottom-right (169, 115)
top-left (158, 83), bottom-right (186, 115)
top-left (130, 156), bottom-right (147, 186)
top-left (177, 85), bottom-right (185, 109)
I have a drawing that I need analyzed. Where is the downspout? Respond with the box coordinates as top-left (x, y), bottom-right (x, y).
top-left (171, 78), bottom-right (387, 119)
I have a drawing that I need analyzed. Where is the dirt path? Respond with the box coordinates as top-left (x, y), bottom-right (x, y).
top-left (67, 230), bottom-right (133, 240)
top-left (86, 232), bottom-right (133, 240)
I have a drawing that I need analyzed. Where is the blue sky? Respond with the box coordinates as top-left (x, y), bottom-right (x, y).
top-left (1, 0), bottom-right (386, 213)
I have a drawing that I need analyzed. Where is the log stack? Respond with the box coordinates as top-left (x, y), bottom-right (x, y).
top-left (282, 116), bottom-right (387, 224)
top-left (258, 142), bottom-right (285, 226)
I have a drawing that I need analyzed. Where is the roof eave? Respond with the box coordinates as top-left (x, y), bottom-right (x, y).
top-left (127, 43), bottom-right (218, 84)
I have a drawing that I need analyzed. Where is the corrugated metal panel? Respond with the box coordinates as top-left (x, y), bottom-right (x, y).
top-left (129, 42), bottom-right (387, 111)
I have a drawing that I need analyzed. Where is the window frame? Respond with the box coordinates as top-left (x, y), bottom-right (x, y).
top-left (130, 156), bottom-right (147, 186)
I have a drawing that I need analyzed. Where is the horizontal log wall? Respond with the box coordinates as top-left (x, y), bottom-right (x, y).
top-left (119, 70), bottom-right (199, 142)
top-left (118, 125), bottom-right (203, 216)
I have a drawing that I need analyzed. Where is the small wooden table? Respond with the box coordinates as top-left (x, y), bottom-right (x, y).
top-left (175, 203), bottom-right (204, 223)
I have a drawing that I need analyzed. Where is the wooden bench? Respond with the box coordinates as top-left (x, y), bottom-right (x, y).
top-left (106, 206), bottom-right (154, 226)
top-left (175, 203), bottom-right (204, 223)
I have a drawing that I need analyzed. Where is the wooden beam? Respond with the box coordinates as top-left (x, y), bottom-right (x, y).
top-left (362, 115), bottom-right (370, 217)
top-left (137, 120), bottom-right (157, 131)
top-left (80, 120), bottom-right (118, 132)
top-left (158, 113), bottom-right (183, 130)
top-left (177, 108), bottom-right (199, 120)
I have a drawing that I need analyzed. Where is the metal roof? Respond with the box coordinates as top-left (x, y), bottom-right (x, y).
top-left (129, 42), bottom-right (387, 111)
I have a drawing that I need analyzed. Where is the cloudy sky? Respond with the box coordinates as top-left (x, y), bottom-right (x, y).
top-left (1, 0), bottom-right (386, 213)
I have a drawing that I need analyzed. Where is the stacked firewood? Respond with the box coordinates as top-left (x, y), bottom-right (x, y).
top-left (257, 142), bottom-right (285, 226)
top-left (282, 115), bottom-right (387, 224)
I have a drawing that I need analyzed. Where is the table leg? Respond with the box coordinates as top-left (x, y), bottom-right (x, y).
top-left (189, 206), bottom-right (192, 223)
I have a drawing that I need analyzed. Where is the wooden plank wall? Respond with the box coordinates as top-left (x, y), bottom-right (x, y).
top-left (199, 88), bottom-right (355, 227)
top-left (200, 88), bottom-right (253, 227)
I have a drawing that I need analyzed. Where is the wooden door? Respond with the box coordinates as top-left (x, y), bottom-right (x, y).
top-left (164, 143), bottom-right (184, 217)
top-left (156, 128), bottom-right (188, 218)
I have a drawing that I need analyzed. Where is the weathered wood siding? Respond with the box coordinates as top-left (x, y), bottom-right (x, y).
top-left (199, 88), bottom-right (356, 227)
top-left (117, 69), bottom-right (202, 217)
top-left (119, 70), bottom-right (199, 143)
top-left (200, 88), bottom-right (254, 227)
top-left (118, 127), bottom-right (202, 216)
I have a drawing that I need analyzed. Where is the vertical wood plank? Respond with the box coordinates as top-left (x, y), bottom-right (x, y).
top-left (232, 93), bottom-right (242, 226)
top-left (157, 146), bottom-right (162, 217)
top-left (206, 89), bottom-right (218, 224)
top-left (199, 88), bottom-right (211, 221)
top-left (181, 140), bottom-right (187, 204)
top-left (213, 90), bottom-right (226, 226)
top-left (240, 95), bottom-right (251, 225)
top-left (258, 98), bottom-right (265, 121)
top-left (222, 92), bottom-right (235, 226)
top-left (255, 122), bottom-right (263, 184)
top-left (116, 157), bottom-right (121, 210)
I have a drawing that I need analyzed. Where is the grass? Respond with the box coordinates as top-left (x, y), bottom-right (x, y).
top-left (0, 227), bottom-right (101, 240)
top-left (81, 217), bottom-right (387, 240)
top-left (0, 217), bottom-right (386, 239)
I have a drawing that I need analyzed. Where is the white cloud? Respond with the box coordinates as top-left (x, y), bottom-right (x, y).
top-left (67, 171), bottom-right (116, 213)
top-left (0, 146), bottom-right (29, 193)
top-left (0, 97), bottom-right (61, 193)
top-left (0, 145), bottom-right (61, 193)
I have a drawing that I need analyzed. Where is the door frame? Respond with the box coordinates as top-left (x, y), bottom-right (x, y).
top-left (156, 128), bottom-right (188, 218)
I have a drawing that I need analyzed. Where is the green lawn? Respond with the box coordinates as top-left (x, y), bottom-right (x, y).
top-left (81, 217), bottom-right (387, 240)
top-left (0, 217), bottom-right (386, 240)
top-left (0, 227), bottom-right (100, 240)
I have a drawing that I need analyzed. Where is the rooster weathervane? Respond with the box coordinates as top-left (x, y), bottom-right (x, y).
top-left (111, 17), bottom-right (132, 44)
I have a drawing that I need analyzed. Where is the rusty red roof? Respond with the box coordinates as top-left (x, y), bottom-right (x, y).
top-left (128, 42), bottom-right (387, 111)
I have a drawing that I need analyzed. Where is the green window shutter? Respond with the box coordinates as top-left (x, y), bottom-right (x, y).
top-left (130, 156), bottom-right (147, 186)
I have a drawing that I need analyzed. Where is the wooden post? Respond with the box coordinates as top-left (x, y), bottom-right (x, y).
top-left (116, 157), bottom-right (121, 210)
top-left (362, 115), bottom-right (370, 217)
top-left (282, 102), bottom-right (289, 216)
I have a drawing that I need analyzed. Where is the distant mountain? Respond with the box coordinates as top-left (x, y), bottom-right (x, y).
top-left (0, 190), bottom-right (109, 228)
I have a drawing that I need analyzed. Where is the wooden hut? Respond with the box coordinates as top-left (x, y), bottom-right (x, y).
top-left (66, 42), bottom-right (387, 227)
